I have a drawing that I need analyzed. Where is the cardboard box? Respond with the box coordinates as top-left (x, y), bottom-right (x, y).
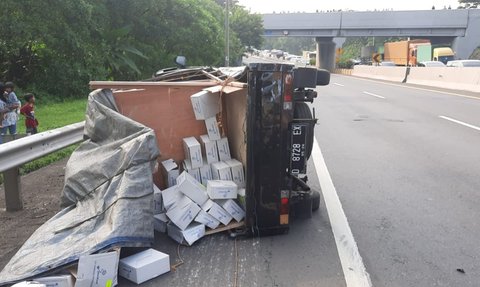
top-left (194, 209), bottom-right (220, 229)
top-left (202, 199), bottom-right (232, 226)
top-left (205, 117), bottom-right (221, 140)
top-left (119, 249), bottom-right (170, 284)
top-left (33, 275), bottom-right (74, 287)
top-left (225, 159), bottom-right (245, 188)
top-left (217, 137), bottom-right (231, 161)
top-left (154, 213), bottom-right (168, 233)
top-left (190, 90), bottom-right (220, 120)
top-left (211, 161), bottom-right (233, 181)
top-left (217, 199), bottom-right (245, 222)
top-left (207, 180), bottom-right (238, 199)
top-left (167, 222), bottom-right (206, 246)
top-left (76, 251), bottom-right (119, 287)
top-left (183, 137), bottom-right (203, 169)
top-left (161, 159), bottom-right (179, 187)
top-left (199, 163), bottom-right (213, 186)
top-left (162, 185), bottom-right (182, 211)
top-left (183, 160), bottom-right (202, 182)
top-left (176, 171), bottom-right (209, 205)
top-left (200, 134), bottom-right (219, 164)
top-left (153, 185), bottom-right (163, 214)
top-left (166, 196), bottom-right (201, 230)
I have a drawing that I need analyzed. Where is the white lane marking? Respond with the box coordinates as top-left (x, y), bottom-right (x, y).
top-left (336, 74), bottom-right (480, 101)
top-left (334, 83), bottom-right (345, 87)
top-left (363, 91), bottom-right (385, 99)
top-left (439, 116), bottom-right (480, 131)
top-left (312, 138), bottom-right (372, 287)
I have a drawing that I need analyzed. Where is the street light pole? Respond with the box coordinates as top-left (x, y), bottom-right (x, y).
top-left (224, 0), bottom-right (230, 67)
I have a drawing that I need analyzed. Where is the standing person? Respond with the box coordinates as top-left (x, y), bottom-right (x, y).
top-left (1, 81), bottom-right (20, 136)
top-left (20, 93), bottom-right (39, 135)
top-left (0, 82), bottom-right (7, 144)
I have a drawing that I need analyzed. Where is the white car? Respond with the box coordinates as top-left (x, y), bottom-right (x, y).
top-left (418, 61), bottom-right (446, 67)
top-left (446, 60), bottom-right (480, 67)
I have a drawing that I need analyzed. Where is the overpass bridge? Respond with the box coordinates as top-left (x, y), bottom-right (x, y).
top-left (262, 9), bottom-right (480, 70)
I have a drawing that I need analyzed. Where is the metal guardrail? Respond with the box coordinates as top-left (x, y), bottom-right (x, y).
top-left (0, 121), bottom-right (85, 211)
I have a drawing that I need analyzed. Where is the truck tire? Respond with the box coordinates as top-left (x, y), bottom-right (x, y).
top-left (311, 189), bottom-right (320, 211)
top-left (294, 102), bottom-right (314, 159)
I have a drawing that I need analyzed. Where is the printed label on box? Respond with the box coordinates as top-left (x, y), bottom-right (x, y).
top-left (195, 209), bottom-right (220, 229)
top-left (217, 137), bottom-right (231, 161)
top-left (207, 180), bottom-right (238, 199)
top-left (211, 161), bottom-right (233, 181)
top-left (183, 137), bottom-right (203, 169)
top-left (200, 164), bottom-right (213, 185)
top-left (225, 159), bottom-right (245, 188)
top-left (200, 135), bottom-right (219, 164)
top-left (205, 117), bottom-right (221, 140)
top-left (190, 90), bottom-right (220, 120)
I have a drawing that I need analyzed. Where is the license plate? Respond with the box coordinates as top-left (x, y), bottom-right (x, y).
top-left (290, 123), bottom-right (307, 175)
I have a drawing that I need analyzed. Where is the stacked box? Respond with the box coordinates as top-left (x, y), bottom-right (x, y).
top-left (167, 222), bottom-right (206, 246)
top-left (190, 90), bottom-right (220, 120)
top-left (161, 159), bottom-right (179, 187)
top-left (199, 163), bottom-right (213, 186)
top-left (200, 134), bottom-right (219, 164)
top-left (194, 209), bottom-right (220, 229)
top-left (162, 185), bottom-right (182, 210)
top-left (211, 161), bottom-right (233, 181)
top-left (176, 171), bottom-right (208, 205)
top-left (183, 137), bottom-right (203, 169)
top-left (183, 160), bottom-right (201, 182)
top-left (166, 196), bottom-right (201, 230)
top-left (153, 185), bottom-right (163, 214)
top-left (207, 180), bottom-right (238, 199)
top-left (217, 137), bottom-right (231, 161)
top-left (202, 199), bottom-right (232, 226)
top-left (217, 199), bottom-right (245, 222)
top-left (224, 159), bottom-right (245, 188)
top-left (205, 116), bottom-right (221, 140)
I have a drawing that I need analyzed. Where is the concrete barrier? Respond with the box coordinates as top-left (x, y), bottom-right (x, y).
top-left (333, 69), bottom-right (353, 75)
top-left (407, 67), bottom-right (480, 93)
top-left (352, 65), bottom-right (408, 82)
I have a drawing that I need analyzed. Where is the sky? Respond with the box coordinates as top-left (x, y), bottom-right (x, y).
top-left (236, 0), bottom-right (461, 13)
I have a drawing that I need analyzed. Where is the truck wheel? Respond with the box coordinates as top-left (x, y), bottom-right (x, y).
top-left (294, 102), bottom-right (314, 159)
top-left (311, 189), bottom-right (320, 211)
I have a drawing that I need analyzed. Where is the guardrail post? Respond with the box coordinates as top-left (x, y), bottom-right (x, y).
top-left (2, 134), bottom-right (27, 212)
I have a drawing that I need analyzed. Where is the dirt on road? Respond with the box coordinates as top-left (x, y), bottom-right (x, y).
top-left (0, 158), bottom-right (67, 271)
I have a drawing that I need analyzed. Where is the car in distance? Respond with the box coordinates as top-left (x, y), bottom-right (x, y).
top-left (446, 60), bottom-right (480, 67)
top-left (379, 61), bottom-right (396, 66)
top-left (418, 61), bottom-right (446, 67)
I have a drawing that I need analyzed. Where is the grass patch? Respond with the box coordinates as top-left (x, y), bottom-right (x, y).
top-left (1, 98), bottom-right (87, 184)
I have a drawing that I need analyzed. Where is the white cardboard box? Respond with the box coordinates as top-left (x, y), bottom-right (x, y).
top-left (153, 185), bottom-right (163, 214)
top-left (200, 134), bottom-right (219, 164)
top-left (183, 160), bottom-right (202, 183)
top-left (183, 137), bottom-right (203, 169)
top-left (119, 249), bottom-right (170, 284)
top-left (76, 251), bottom-right (119, 287)
top-left (217, 199), bottom-right (246, 222)
top-left (194, 209), bottom-right (220, 229)
top-left (199, 164), bottom-right (213, 186)
top-left (225, 159), bottom-right (245, 188)
top-left (190, 90), bottom-right (220, 120)
top-left (176, 171), bottom-right (209, 205)
top-left (33, 275), bottom-right (74, 287)
top-left (161, 185), bottom-right (182, 211)
top-left (216, 137), bottom-right (231, 161)
top-left (161, 159), bottom-right (179, 187)
top-left (167, 222), bottom-right (206, 246)
top-left (154, 213), bottom-right (168, 233)
top-left (211, 161), bottom-right (233, 181)
top-left (202, 199), bottom-right (232, 226)
top-left (207, 180), bottom-right (238, 199)
top-left (166, 196), bottom-right (201, 230)
top-left (205, 117), bottom-right (221, 140)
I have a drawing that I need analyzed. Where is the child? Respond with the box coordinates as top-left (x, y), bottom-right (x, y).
top-left (1, 82), bottom-right (20, 135)
top-left (20, 93), bottom-right (39, 135)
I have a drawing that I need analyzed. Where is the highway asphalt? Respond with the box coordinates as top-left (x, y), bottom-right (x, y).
top-left (313, 74), bottom-right (480, 287)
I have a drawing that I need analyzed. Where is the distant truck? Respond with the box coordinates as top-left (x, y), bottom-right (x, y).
top-left (383, 40), bottom-right (454, 66)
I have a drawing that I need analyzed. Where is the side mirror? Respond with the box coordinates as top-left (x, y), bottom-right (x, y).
top-left (175, 56), bottom-right (186, 68)
top-left (316, 69), bottom-right (330, 86)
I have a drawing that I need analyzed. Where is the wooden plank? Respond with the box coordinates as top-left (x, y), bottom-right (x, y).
top-left (205, 221), bottom-right (245, 236)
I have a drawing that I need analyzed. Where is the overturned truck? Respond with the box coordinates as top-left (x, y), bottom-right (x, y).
top-left (91, 63), bottom-right (329, 236)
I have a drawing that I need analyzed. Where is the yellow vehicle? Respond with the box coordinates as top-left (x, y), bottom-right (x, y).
top-left (432, 47), bottom-right (455, 64)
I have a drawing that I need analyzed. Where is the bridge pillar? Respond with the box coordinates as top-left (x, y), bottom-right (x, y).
top-left (315, 37), bottom-right (336, 71)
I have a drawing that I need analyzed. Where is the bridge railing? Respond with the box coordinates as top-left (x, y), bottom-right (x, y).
top-left (0, 121), bottom-right (85, 211)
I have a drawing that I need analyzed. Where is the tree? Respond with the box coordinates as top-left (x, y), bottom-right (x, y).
top-left (230, 6), bottom-right (264, 49)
